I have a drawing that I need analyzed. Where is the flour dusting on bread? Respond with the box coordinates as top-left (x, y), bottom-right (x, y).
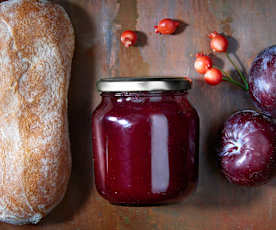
top-left (0, 0), bottom-right (74, 225)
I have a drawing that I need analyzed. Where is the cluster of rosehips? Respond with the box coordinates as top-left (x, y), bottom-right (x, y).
top-left (194, 32), bottom-right (249, 91)
top-left (121, 20), bottom-right (249, 92)
top-left (120, 18), bottom-right (180, 47)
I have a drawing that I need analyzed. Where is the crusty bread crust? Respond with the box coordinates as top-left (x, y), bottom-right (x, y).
top-left (0, 0), bottom-right (74, 225)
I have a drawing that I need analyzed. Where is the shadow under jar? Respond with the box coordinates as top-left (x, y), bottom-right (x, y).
top-left (92, 77), bottom-right (199, 206)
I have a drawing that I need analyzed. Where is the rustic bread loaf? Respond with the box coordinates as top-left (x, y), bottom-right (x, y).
top-left (0, 0), bottom-right (74, 225)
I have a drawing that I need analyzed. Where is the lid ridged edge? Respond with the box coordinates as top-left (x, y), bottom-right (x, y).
top-left (96, 77), bottom-right (192, 92)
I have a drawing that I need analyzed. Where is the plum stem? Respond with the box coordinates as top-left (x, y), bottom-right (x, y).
top-left (225, 53), bottom-right (249, 90)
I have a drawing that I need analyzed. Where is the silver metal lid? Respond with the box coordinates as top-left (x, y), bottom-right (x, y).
top-left (96, 77), bottom-right (192, 92)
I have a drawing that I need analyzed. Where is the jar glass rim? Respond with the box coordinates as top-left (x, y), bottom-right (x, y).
top-left (96, 77), bottom-right (192, 92)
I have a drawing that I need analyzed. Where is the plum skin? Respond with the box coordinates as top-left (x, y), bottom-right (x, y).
top-left (219, 110), bottom-right (276, 186)
top-left (249, 45), bottom-right (276, 117)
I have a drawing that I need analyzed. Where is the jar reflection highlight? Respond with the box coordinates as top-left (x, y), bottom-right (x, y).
top-left (150, 114), bottom-right (170, 194)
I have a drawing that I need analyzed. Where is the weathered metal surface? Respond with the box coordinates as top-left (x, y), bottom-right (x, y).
top-left (1, 0), bottom-right (276, 229)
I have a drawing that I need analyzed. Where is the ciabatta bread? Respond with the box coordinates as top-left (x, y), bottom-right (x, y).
top-left (0, 0), bottom-right (74, 225)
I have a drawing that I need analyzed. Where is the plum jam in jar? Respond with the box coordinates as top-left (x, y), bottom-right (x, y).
top-left (92, 77), bottom-right (199, 205)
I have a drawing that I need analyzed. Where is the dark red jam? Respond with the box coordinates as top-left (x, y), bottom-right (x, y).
top-left (92, 90), bottom-right (199, 205)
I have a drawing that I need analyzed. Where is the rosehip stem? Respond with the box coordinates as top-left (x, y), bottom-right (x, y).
top-left (219, 68), bottom-right (233, 80)
top-left (225, 53), bottom-right (249, 90)
top-left (222, 77), bottom-right (248, 91)
top-left (214, 66), bottom-right (248, 91)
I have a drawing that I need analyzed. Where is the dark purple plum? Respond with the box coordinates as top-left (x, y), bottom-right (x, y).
top-left (249, 45), bottom-right (276, 117)
top-left (219, 110), bottom-right (276, 186)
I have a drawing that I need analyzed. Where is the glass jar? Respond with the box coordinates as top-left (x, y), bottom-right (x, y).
top-left (92, 77), bottom-right (199, 205)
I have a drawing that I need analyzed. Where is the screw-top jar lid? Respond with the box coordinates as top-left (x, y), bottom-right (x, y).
top-left (96, 77), bottom-right (192, 92)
